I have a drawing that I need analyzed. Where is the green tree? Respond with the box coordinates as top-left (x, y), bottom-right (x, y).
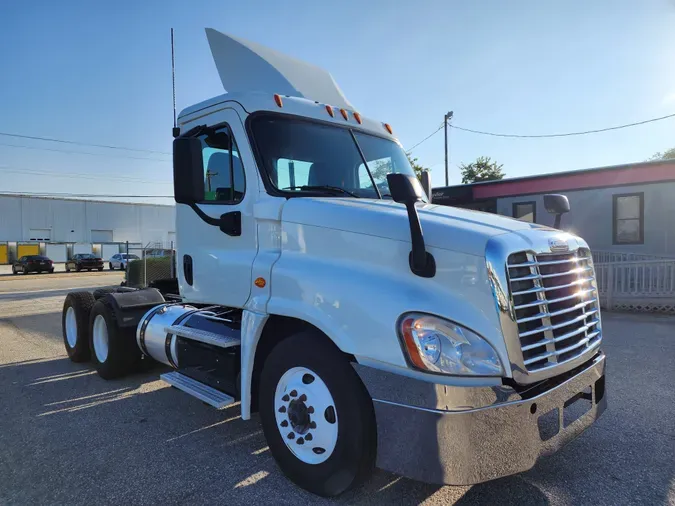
top-left (369, 153), bottom-right (429, 181)
top-left (406, 153), bottom-right (428, 180)
top-left (647, 147), bottom-right (675, 161)
top-left (459, 156), bottom-right (505, 184)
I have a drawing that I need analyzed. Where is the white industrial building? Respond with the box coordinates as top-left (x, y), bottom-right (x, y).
top-left (0, 195), bottom-right (175, 263)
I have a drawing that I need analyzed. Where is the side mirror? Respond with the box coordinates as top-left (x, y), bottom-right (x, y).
top-left (543, 194), bottom-right (570, 229)
top-left (388, 173), bottom-right (426, 204)
top-left (387, 173), bottom-right (435, 278)
top-left (173, 137), bottom-right (205, 204)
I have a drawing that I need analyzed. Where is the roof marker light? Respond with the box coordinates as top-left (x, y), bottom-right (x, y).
top-left (340, 108), bottom-right (349, 120)
top-left (384, 123), bottom-right (393, 134)
top-left (325, 105), bottom-right (334, 117)
top-left (354, 112), bottom-right (362, 124)
top-left (274, 94), bottom-right (283, 107)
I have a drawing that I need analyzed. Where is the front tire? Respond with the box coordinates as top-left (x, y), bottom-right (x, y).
top-left (62, 291), bottom-right (96, 362)
top-left (109, 263), bottom-right (114, 270)
top-left (11, 266), bottom-right (16, 275)
top-left (259, 331), bottom-right (376, 497)
top-left (89, 298), bottom-right (141, 379)
top-left (22, 266), bottom-right (27, 275)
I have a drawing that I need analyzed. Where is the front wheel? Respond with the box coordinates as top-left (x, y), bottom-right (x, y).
top-left (76, 265), bottom-right (81, 272)
top-left (22, 266), bottom-right (28, 275)
top-left (259, 331), bottom-right (376, 497)
top-left (11, 266), bottom-right (16, 275)
top-left (109, 263), bottom-right (114, 270)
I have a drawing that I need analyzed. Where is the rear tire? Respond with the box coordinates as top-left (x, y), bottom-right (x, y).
top-left (259, 331), bottom-right (376, 497)
top-left (76, 265), bottom-right (81, 272)
top-left (62, 291), bottom-right (96, 362)
top-left (22, 266), bottom-right (27, 275)
top-left (98, 267), bottom-right (103, 271)
top-left (89, 298), bottom-right (142, 380)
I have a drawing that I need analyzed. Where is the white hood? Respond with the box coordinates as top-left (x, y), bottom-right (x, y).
top-left (205, 28), bottom-right (353, 110)
top-left (282, 198), bottom-right (541, 257)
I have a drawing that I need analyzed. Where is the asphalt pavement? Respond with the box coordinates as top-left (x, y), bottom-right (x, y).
top-left (0, 273), bottom-right (673, 505)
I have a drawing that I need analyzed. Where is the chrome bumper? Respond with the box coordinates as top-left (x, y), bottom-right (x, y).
top-left (355, 352), bottom-right (606, 485)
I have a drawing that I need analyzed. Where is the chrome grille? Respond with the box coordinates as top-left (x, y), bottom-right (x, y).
top-left (507, 248), bottom-right (601, 372)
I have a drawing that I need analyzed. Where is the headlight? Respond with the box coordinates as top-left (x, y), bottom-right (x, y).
top-left (398, 313), bottom-right (503, 376)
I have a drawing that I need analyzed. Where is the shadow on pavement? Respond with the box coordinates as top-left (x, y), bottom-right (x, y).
top-left (0, 312), bottom-right (673, 505)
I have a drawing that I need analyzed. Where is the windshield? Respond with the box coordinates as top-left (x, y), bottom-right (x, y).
top-left (251, 115), bottom-right (422, 200)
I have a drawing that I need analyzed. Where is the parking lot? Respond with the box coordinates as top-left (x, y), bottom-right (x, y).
top-left (0, 273), bottom-right (673, 506)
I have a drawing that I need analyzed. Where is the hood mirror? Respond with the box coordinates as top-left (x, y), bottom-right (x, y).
top-left (387, 173), bottom-right (435, 278)
top-left (543, 194), bottom-right (570, 229)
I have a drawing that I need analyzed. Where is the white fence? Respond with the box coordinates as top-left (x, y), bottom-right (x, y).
top-left (592, 250), bottom-right (675, 264)
top-left (595, 259), bottom-right (675, 313)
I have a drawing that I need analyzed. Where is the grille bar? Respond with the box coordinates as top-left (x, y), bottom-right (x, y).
top-left (507, 248), bottom-right (601, 373)
top-left (519, 309), bottom-right (599, 338)
top-left (511, 276), bottom-right (595, 296)
top-left (516, 298), bottom-right (598, 324)
top-left (521, 319), bottom-right (600, 351)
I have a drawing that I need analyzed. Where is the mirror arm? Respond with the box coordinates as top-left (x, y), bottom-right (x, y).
top-left (404, 202), bottom-right (436, 278)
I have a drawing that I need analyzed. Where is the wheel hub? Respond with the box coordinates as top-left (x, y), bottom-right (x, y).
top-left (287, 399), bottom-right (311, 434)
top-left (274, 366), bottom-right (338, 465)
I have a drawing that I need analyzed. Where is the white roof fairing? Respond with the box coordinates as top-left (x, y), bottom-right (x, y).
top-left (205, 28), bottom-right (353, 110)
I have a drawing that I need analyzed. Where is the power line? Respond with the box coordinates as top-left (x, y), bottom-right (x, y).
top-left (0, 191), bottom-right (173, 198)
top-left (406, 123), bottom-right (444, 153)
top-left (450, 112), bottom-right (675, 139)
top-left (0, 131), bottom-right (171, 155)
top-left (0, 142), bottom-right (171, 162)
top-left (0, 167), bottom-right (173, 185)
top-left (406, 111), bottom-right (675, 152)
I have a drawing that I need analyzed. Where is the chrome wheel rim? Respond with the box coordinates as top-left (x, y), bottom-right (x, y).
top-left (274, 366), bottom-right (338, 465)
top-left (65, 306), bottom-right (77, 348)
top-left (92, 315), bottom-right (109, 363)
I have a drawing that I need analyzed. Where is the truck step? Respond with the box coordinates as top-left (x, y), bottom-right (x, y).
top-left (165, 325), bottom-right (241, 349)
top-left (160, 372), bottom-right (235, 409)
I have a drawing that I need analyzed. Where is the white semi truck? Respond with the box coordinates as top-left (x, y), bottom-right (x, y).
top-left (61, 29), bottom-right (606, 497)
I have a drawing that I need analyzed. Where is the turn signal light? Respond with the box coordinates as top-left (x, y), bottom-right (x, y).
top-left (384, 123), bottom-right (393, 134)
top-left (325, 105), bottom-right (334, 117)
top-left (254, 277), bottom-right (267, 288)
top-left (353, 112), bottom-right (362, 124)
top-left (340, 108), bottom-right (349, 120)
top-left (274, 94), bottom-right (283, 108)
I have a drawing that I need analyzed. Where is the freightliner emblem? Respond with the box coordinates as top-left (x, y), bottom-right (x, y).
top-left (549, 238), bottom-right (569, 252)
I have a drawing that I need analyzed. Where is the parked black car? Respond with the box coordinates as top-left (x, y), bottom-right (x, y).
top-left (12, 255), bottom-right (54, 274)
top-left (66, 253), bottom-right (104, 272)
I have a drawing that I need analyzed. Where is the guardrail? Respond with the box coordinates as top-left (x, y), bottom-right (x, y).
top-left (595, 259), bottom-right (675, 313)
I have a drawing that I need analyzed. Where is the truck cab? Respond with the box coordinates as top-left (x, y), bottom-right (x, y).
top-left (61, 29), bottom-right (606, 497)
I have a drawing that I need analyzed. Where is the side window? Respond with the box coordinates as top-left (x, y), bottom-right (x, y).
top-left (513, 201), bottom-right (536, 223)
top-left (201, 125), bottom-right (246, 203)
top-left (276, 159), bottom-right (313, 189)
top-left (613, 193), bottom-right (643, 244)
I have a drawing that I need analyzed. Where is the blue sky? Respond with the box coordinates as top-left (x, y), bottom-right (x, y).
top-left (1, 0), bottom-right (674, 203)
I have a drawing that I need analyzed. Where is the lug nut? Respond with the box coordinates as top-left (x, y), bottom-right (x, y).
top-left (280, 420), bottom-right (288, 427)
top-left (297, 438), bottom-right (304, 445)
top-left (307, 406), bottom-right (314, 414)
top-left (298, 394), bottom-right (307, 402)
top-left (305, 433), bottom-right (313, 441)
top-left (282, 395), bottom-right (290, 402)
top-left (278, 406), bottom-right (286, 413)
top-left (287, 432), bottom-right (295, 440)
top-left (309, 421), bottom-right (316, 429)
top-left (290, 390), bottom-right (297, 397)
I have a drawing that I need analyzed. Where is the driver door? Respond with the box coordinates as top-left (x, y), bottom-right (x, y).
top-left (176, 108), bottom-right (257, 308)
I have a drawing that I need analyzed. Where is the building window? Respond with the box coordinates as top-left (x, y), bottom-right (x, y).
top-left (613, 193), bottom-right (644, 244)
top-left (513, 201), bottom-right (536, 223)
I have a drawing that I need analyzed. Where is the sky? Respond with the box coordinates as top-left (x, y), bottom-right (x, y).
top-left (1, 0), bottom-right (674, 204)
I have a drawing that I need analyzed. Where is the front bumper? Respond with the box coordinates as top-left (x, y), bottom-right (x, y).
top-left (356, 352), bottom-right (606, 485)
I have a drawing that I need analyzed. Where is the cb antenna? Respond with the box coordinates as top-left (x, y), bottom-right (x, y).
top-left (171, 28), bottom-right (180, 138)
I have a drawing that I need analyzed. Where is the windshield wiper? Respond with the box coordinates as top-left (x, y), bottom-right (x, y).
top-left (282, 185), bottom-right (359, 198)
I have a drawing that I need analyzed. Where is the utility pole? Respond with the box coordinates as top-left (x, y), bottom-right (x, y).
top-left (444, 111), bottom-right (453, 187)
